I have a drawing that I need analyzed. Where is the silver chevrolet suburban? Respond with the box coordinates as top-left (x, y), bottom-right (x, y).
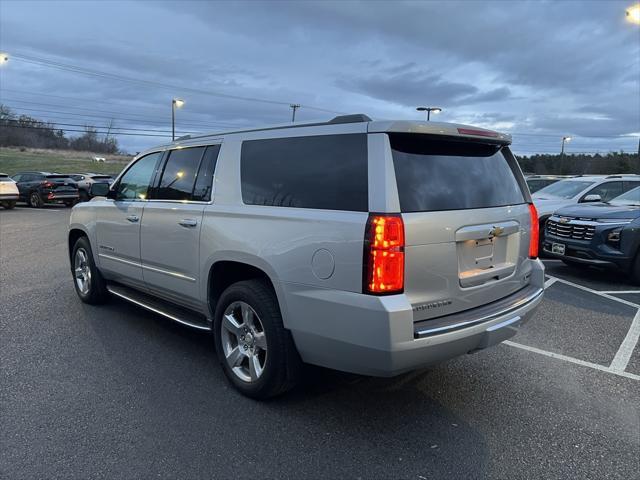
top-left (69, 114), bottom-right (544, 398)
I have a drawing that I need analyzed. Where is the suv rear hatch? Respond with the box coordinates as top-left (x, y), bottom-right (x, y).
top-left (388, 133), bottom-right (534, 321)
top-left (45, 175), bottom-right (78, 194)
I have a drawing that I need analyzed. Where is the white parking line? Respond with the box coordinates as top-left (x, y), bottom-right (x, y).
top-left (609, 309), bottom-right (640, 373)
top-left (600, 290), bottom-right (640, 295)
top-left (504, 341), bottom-right (640, 381)
top-left (544, 277), bottom-right (557, 289)
top-left (548, 276), bottom-right (640, 309)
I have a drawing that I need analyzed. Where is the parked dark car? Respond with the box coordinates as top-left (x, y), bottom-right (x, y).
top-left (525, 175), bottom-right (573, 193)
top-left (12, 172), bottom-right (79, 208)
top-left (68, 173), bottom-right (114, 201)
top-left (543, 186), bottom-right (640, 283)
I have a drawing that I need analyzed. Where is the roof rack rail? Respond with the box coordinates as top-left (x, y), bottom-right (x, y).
top-left (175, 134), bottom-right (191, 141)
top-left (328, 114), bottom-right (372, 124)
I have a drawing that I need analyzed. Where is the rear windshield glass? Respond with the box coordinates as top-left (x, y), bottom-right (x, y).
top-left (0, 177), bottom-right (13, 182)
top-left (535, 180), bottom-right (595, 199)
top-left (46, 174), bottom-right (72, 179)
top-left (389, 134), bottom-right (525, 212)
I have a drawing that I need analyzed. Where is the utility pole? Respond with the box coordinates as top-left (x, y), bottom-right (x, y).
top-left (290, 104), bottom-right (300, 123)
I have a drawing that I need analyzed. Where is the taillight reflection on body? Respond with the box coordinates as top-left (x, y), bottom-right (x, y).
top-left (364, 214), bottom-right (405, 294)
top-left (528, 203), bottom-right (539, 259)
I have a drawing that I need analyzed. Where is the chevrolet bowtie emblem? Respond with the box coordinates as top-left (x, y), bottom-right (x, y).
top-left (489, 226), bottom-right (504, 237)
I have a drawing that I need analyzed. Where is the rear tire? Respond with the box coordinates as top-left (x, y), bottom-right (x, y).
top-left (213, 279), bottom-right (301, 399)
top-left (64, 200), bottom-right (76, 207)
top-left (28, 191), bottom-right (43, 208)
top-left (71, 236), bottom-right (109, 304)
top-left (1, 200), bottom-right (16, 209)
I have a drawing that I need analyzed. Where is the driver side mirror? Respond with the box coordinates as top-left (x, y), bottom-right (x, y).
top-left (89, 182), bottom-right (111, 198)
top-left (582, 194), bottom-right (602, 203)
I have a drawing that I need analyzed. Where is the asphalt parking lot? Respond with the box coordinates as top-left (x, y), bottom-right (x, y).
top-left (1, 206), bottom-right (639, 480)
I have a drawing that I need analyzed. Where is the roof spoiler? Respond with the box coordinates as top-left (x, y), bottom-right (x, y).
top-left (328, 114), bottom-right (372, 124)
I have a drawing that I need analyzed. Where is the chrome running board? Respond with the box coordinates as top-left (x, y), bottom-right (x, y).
top-left (107, 284), bottom-right (211, 331)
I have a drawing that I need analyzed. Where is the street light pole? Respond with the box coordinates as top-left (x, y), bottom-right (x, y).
top-left (561, 136), bottom-right (572, 155)
top-left (290, 104), bottom-right (300, 123)
top-left (171, 98), bottom-right (184, 141)
top-left (416, 106), bottom-right (442, 121)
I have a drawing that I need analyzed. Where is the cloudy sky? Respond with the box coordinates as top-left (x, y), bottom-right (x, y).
top-left (1, 0), bottom-right (638, 155)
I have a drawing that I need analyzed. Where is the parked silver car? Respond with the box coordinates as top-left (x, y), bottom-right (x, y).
top-left (69, 114), bottom-right (545, 398)
top-left (69, 173), bottom-right (114, 202)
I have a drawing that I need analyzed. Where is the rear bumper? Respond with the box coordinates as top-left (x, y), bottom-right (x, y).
top-left (284, 259), bottom-right (545, 377)
top-left (45, 193), bottom-right (79, 202)
top-left (0, 194), bottom-right (19, 201)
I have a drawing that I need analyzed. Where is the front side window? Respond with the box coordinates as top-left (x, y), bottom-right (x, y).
top-left (536, 180), bottom-right (596, 199)
top-left (155, 147), bottom-right (205, 201)
top-left (116, 152), bottom-right (162, 201)
top-left (609, 186), bottom-right (640, 206)
top-left (241, 134), bottom-right (368, 211)
top-left (584, 181), bottom-right (623, 202)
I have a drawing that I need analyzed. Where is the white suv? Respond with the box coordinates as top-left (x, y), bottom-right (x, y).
top-left (0, 173), bottom-right (19, 209)
top-left (533, 175), bottom-right (640, 243)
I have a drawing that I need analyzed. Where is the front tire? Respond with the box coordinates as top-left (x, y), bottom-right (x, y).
top-left (631, 251), bottom-right (640, 285)
top-left (214, 279), bottom-right (301, 399)
top-left (1, 200), bottom-right (16, 209)
top-left (71, 236), bottom-right (109, 304)
top-left (79, 190), bottom-right (90, 202)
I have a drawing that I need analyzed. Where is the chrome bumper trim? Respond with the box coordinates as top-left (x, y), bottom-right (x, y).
top-left (414, 287), bottom-right (543, 338)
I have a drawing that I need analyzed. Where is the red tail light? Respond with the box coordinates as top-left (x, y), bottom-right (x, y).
top-left (364, 214), bottom-right (405, 294)
top-left (528, 203), bottom-right (539, 259)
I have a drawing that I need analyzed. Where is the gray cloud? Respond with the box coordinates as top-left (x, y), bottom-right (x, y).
top-left (0, 0), bottom-right (637, 155)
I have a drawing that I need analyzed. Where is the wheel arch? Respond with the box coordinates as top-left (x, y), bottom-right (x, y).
top-left (68, 227), bottom-right (90, 266)
top-left (205, 255), bottom-right (289, 327)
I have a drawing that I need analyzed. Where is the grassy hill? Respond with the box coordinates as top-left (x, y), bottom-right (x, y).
top-left (0, 147), bottom-right (132, 176)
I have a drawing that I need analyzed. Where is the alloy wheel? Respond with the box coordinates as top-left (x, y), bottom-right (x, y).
top-left (30, 192), bottom-right (42, 208)
top-left (74, 248), bottom-right (92, 295)
top-left (220, 301), bottom-right (268, 382)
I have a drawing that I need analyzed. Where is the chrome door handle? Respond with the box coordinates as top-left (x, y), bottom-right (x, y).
top-left (178, 218), bottom-right (198, 228)
top-left (126, 215), bottom-right (139, 223)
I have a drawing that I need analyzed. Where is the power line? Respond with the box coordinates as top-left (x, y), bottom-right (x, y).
top-left (10, 52), bottom-right (345, 115)
top-left (2, 104), bottom-right (230, 131)
top-left (3, 123), bottom-right (171, 138)
top-left (3, 118), bottom-right (191, 135)
top-left (1, 98), bottom-right (243, 128)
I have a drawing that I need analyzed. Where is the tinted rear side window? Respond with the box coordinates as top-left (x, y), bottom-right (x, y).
top-left (390, 134), bottom-right (525, 212)
top-left (241, 134), bottom-right (368, 211)
top-left (156, 147), bottom-right (205, 200)
top-left (192, 145), bottom-right (220, 201)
